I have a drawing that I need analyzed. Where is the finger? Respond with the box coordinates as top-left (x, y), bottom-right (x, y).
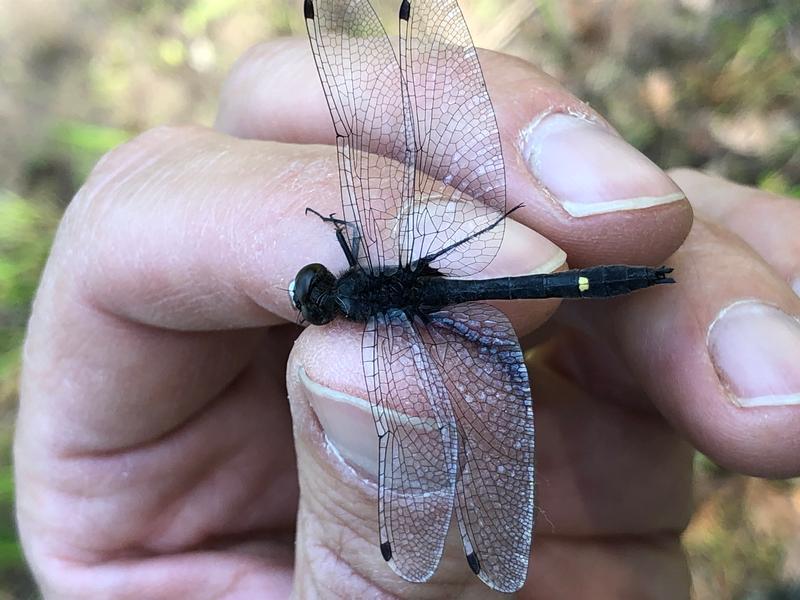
top-left (60, 126), bottom-right (560, 330)
top-left (16, 328), bottom-right (298, 598)
top-left (287, 320), bottom-right (691, 596)
top-left (565, 218), bottom-right (800, 478)
top-left (20, 126), bottom-right (325, 456)
top-left (216, 39), bottom-right (692, 267)
top-left (670, 168), bottom-right (800, 294)
top-left (287, 322), bottom-right (495, 597)
top-left (528, 350), bottom-right (693, 539)
top-left (19, 125), bottom-right (561, 454)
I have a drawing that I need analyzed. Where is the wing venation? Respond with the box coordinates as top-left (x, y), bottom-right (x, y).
top-left (399, 0), bottom-right (507, 276)
top-left (363, 311), bottom-right (458, 582)
top-left (305, 0), bottom-right (410, 271)
top-left (423, 302), bottom-right (534, 592)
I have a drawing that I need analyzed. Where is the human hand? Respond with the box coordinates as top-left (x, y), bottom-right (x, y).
top-left (15, 39), bottom-right (800, 599)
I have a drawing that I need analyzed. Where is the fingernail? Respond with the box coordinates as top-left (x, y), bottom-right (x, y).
top-left (300, 367), bottom-right (380, 476)
top-left (708, 301), bottom-right (800, 408)
top-left (520, 113), bottom-right (685, 217)
top-left (792, 278), bottom-right (800, 299)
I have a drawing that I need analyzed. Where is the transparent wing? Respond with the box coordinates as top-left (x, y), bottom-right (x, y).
top-left (363, 311), bottom-right (458, 582)
top-left (398, 0), bottom-right (507, 276)
top-left (304, 0), bottom-right (413, 271)
top-left (423, 302), bottom-right (534, 593)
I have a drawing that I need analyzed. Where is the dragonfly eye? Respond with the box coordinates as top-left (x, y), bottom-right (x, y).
top-left (292, 263), bottom-right (337, 325)
top-left (287, 278), bottom-right (300, 310)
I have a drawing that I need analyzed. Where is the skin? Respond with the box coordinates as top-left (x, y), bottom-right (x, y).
top-left (14, 39), bottom-right (800, 599)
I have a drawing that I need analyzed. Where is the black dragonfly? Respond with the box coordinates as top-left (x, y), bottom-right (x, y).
top-left (293, 0), bottom-right (674, 591)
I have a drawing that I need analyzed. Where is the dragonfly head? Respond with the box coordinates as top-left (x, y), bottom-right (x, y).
top-left (289, 263), bottom-right (337, 325)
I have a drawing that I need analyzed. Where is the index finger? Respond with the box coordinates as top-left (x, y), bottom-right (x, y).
top-left (216, 39), bottom-right (692, 266)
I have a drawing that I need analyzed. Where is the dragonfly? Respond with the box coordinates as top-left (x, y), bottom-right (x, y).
top-left (293, 0), bottom-right (674, 591)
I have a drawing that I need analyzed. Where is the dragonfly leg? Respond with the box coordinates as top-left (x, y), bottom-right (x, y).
top-left (305, 207), bottom-right (360, 267)
top-left (305, 207), bottom-right (349, 227)
top-left (417, 204), bottom-right (524, 269)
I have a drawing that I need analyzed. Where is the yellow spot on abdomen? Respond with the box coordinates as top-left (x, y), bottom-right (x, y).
top-left (578, 276), bottom-right (590, 292)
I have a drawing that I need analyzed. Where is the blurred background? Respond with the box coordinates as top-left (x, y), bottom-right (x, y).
top-left (0, 0), bottom-right (798, 598)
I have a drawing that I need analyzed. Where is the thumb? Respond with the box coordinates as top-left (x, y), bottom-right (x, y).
top-left (286, 321), bottom-right (502, 597)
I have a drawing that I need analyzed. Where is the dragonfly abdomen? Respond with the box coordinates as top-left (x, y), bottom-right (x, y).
top-left (418, 265), bottom-right (674, 307)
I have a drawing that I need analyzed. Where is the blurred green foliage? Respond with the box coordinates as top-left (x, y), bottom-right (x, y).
top-left (0, 0), bottom-right (798, 597)
top-left (0, 466), bottom-right (22, 567)
top-left (0, 192), bottom-right (59, 390)
top-left (51, 121), bottom-right (132, 178)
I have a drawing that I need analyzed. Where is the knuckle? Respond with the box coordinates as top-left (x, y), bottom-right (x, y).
top-left (62, 125), bottom-right (200, 230)
top-left (83, 125), bottom-right (194, 191)
top-left (51, 125), bottom-right (206, 276)
top-left (220, 38), bottom-right (306, 114)
top-left (227, 37), bottom-right (304, 80)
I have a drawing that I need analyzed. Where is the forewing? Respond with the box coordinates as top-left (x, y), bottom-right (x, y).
top-left (304, 0), bottom-right (412, 271)
top-left (398, 0), bottom-right (506, 276)
top-left (363, 311), bottom-right (458, 582)
top-left (424, 302), bottom-right (534, 592)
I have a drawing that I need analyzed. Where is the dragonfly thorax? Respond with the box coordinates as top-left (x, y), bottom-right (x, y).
top-left (334, 267), bottom-right (424, 322)
top-left (291, 262), bottom-right (435, 325)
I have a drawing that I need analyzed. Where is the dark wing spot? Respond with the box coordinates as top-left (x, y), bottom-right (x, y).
top-left (380, 540), bottom-right (393, 562)
top-left (304, 0), bottom-right (314, 19)
top-left (466, 552), bottom-right (481, 575)
top-left (399, 0), bottom-right (411, 21)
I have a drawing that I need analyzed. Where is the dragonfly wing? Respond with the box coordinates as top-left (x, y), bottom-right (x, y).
top-left (398, 0), bottom-right (507, 276)
top-left (423, 302), bottom-right (534, 592)
top-left (363, 311), bottom-right (458, 582)
top-left (304, 0), bottom-right (412, 271)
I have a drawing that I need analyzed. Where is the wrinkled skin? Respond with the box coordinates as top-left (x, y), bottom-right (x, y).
top-left (15, 40), bottom-right (800, 599)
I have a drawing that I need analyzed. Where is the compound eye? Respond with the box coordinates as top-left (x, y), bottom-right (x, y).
top-left (287, 278), bottom-right (300, 310)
